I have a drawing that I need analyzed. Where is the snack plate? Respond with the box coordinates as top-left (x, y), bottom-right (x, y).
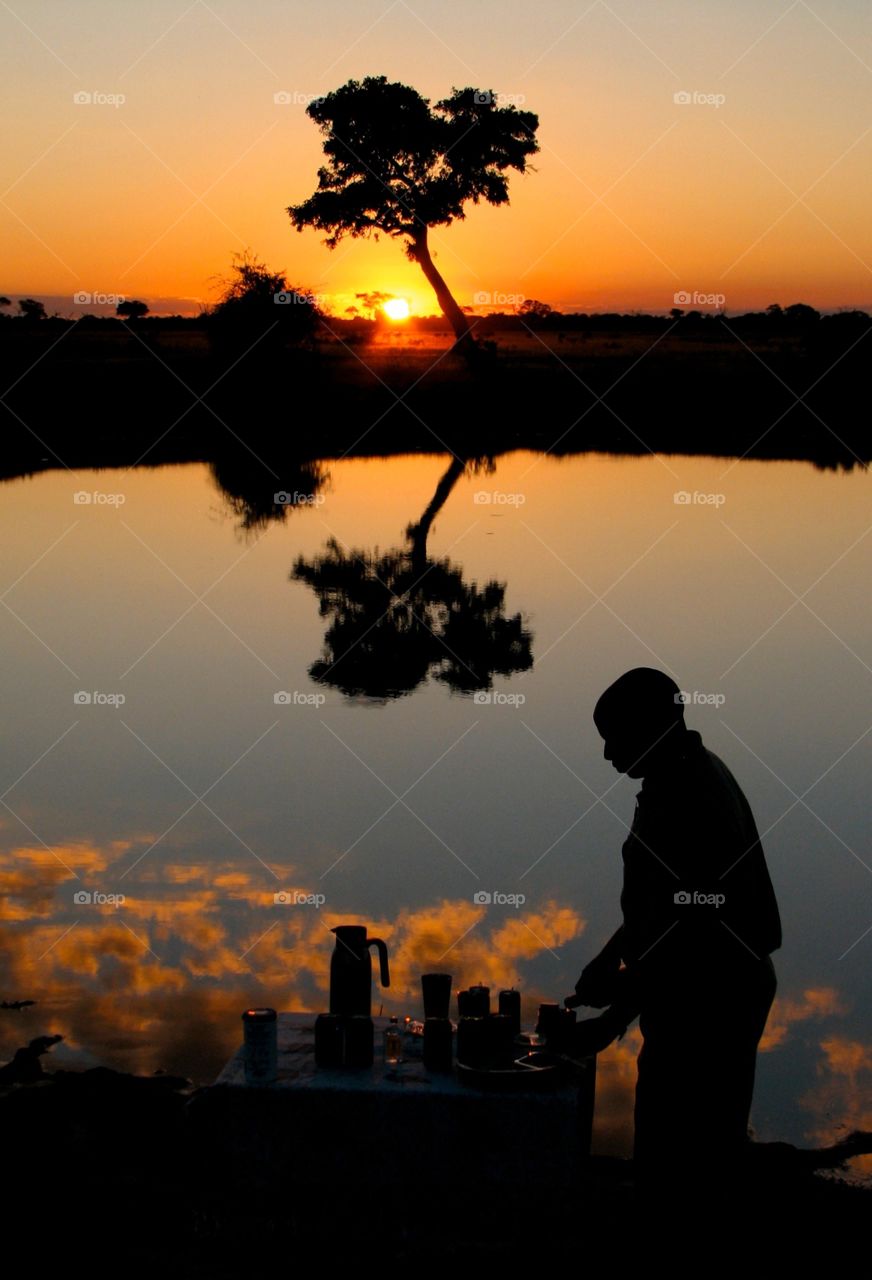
top-left (455, 1052), bottom-right (565, 1091)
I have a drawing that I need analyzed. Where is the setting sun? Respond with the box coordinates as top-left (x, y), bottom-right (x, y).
top-left (383, 298), bottom-right (410, 322)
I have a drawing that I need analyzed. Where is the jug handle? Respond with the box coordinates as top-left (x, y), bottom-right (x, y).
top-left (368, 938), bottom-right (390, 989)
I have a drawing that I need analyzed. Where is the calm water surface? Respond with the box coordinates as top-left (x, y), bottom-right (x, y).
top-left (1, 450), bottom-right (870, 1159)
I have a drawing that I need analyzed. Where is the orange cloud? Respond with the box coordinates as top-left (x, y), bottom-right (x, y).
top-left (798, 1035), bottom-right (872, 1177)
top-left (589, 1025), bottom-right (643, 1159)
top-left (759, 987), bottom-right (847, 1052)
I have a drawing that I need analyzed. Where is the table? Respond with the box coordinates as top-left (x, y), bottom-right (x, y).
top-left (187, 1014), bottom-right (595, 1198)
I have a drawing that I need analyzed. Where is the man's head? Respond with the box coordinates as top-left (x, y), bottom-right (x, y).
top-left (594, 667), bottom-right (686, 777)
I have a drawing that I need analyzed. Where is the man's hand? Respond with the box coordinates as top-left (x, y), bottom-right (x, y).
top-left (566, 1007), bottom-right (634, 1058)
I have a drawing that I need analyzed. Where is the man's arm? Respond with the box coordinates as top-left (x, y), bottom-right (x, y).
top-left (565, 925), bottom-right (626, 1009)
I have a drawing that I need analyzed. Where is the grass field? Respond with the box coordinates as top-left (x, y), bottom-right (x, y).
top-left (0, 320), bottom-right (867, 479)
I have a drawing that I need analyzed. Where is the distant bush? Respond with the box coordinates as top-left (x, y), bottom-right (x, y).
top-left (203, 251), bottom-right (320, 363)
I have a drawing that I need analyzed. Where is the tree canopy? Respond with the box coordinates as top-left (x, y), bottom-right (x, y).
top-left (288, 76), bottom-right (539, 354)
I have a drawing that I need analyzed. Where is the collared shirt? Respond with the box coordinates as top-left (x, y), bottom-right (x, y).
top-left (619, 729), bottom-right (781, 989)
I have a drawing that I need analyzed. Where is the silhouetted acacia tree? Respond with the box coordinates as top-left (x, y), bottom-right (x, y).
top-left (517, 298), bottom-right (553, 322)
top-left (354, 290), bottom-right (391, 321)
top-left (18, 298), bottom-right (46, 321)
top-left (117, 299), bottom-right (149, 320)
top-left (287, 76), bottom-right (539, 362)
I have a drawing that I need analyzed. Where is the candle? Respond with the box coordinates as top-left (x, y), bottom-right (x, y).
top-left (467, 984), bottom-right (491, 1017)
top-left (498, 988), bottom-right (521, 1038)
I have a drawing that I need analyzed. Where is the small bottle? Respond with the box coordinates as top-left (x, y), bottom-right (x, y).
top-left (384, 1015), bottom-right (402, 1066)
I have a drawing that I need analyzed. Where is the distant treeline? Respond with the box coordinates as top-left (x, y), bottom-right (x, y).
top-left (1, 302), bottom-right (868, 336)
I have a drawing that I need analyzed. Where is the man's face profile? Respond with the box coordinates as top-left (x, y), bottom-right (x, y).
top-left (598, 720), bottom-right (654, 777)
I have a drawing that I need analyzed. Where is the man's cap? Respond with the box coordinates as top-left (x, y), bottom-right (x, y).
top-left (594, 667), bottom-right (685, 732)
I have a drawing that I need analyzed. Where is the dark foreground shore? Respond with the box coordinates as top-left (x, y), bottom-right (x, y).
top-left (2, 321), bottom-right (870, 480)
top-left (3, 1035), bottom-right (869, 1272)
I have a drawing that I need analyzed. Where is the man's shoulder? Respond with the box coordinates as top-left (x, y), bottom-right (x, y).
top-left (639, 732), bottom-right (751, 813)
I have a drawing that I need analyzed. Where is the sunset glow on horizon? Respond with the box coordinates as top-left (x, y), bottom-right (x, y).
top-left (2, 1), bottom-right (872, 317)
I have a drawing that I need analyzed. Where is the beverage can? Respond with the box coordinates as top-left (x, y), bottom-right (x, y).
top-left (242, 1007), bottom-right (277, 1085)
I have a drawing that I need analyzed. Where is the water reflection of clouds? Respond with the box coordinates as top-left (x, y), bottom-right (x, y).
top-left (760, 986), bottom-right (847, 1051)
top-left (0, 835), bottom-right (586, 1069)
top-left (3, 834), bottom-right (870, 1169)
top-left (801, 1036), bottom-right (872, 1178)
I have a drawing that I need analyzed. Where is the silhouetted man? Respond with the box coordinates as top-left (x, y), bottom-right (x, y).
top-left (567, 668), bottom-right (781, 1221)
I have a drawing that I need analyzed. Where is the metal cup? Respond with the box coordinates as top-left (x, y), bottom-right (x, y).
top-left (421, 973), bottom-right (452, 1020)
top-left (536, 1003), bottom-right (562, 1045)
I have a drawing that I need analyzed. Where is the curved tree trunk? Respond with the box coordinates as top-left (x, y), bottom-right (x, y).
top-left (410, 227), bottom-right (479, 360)
top-left (406, 456), bottom-right (466, 567)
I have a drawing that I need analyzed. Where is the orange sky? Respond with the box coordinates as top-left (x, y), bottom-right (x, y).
top-left (2, 1), bottom-right (872, 315)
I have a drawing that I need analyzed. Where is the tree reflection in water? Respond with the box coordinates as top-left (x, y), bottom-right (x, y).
top-left (292, 457), bottom-right (533, 699)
